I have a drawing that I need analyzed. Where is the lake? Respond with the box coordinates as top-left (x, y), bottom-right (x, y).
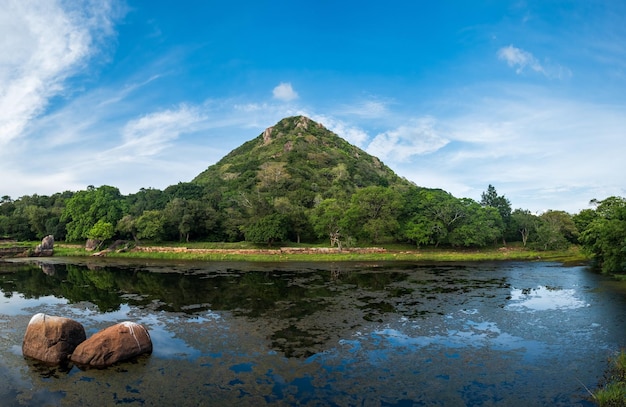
top-left (0, 258), bottom-right (624, 406)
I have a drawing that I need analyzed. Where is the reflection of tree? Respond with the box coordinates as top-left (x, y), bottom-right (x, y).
top-left (0, 261), bottom-right (434, 358)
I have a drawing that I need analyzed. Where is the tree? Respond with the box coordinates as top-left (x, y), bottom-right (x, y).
top-left (62, 185), bottom-right (125, 242)
top-left (135, 210), bottom-right (165, 241)
top-left (579, 197), bottom-right (626, 274)
top-left (447, 200), bottom-right (502, 247)
top-left (511, 209), bottom-right (539, 247)
top-left (117, 215), bottom-right (139, 242)
top-left (86, 220), bottom-right (115, 250)
top-left (244, 213), bottom-right (288, 246)
top-left (273, 197), bottom-right (311, 244)
top-left (402, 189), bottom-right (465, 247)
top-left (162, 198), bottom-right (217, 242)
top-left (531, 210), bottom-right (576, 251)
top-left (310, 198), bottom-right (346, 248)
top-left (480, 185), bottom-right (512, 244)
top-left (342, 186), bottom-right (401, 243)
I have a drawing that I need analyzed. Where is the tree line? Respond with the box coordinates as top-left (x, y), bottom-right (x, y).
top-left (1, 184), bottom-right (624, 274)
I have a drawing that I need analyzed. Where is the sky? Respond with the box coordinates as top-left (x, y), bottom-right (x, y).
top-left (1, 0), bottom-right (625, 214)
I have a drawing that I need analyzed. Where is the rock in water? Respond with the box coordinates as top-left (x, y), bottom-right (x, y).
top-left (22, 313), bottom-right (86, 364)
top-left (70, 321), bottom-right (152, 368)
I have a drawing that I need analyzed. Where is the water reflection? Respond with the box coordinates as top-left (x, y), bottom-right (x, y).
top-left (0, 259), bottom-right (623, 406)
top-left (507, 286), bottom-right (590, 311)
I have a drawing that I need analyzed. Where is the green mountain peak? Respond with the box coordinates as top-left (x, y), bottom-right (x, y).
top-left (192, 116), bottom-right (411, 204)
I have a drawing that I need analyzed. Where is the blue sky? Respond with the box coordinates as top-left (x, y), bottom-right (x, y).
top-left (1, 0), bottom-right (625, 213)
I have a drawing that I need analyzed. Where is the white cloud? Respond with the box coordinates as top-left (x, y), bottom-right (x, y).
top-left (497, 45), bottom-right (572, 79)
top-left (306, 113), bottom-right (369, 146)
top-left (338, 100), bottom-right (389, 118)
top-left (114, 104), bottom-right (207, 159)
top-left (497, 45), bottom-right (545, 75)
top-left (0, 0), bottom-right (118, 145)
top-left (272, 82), bottom-right (299, 101)
top-left (366, 118), bottom-right (449, 162)
top-left (394, 89), bottom-right (626, 213)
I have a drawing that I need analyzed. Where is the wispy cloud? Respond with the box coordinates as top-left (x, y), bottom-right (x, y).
top-left (366, 118), bottom-right (449, 162)
top-left (0, 0), bottom-right (120, 145)
top-left (272, 82), bottom-right (299, 101)
top-left (113, 104), bottom-right (207, 159)
top-left (390, 88), bottom-right (626, 212)
top-left (497, 45), bottom-right (571, 79)
top-left (498, 45), bottom-right (545, 74)
top-left (338, 100), bottom-right (390, 118)
top-left (305, 113), bottom-right (369, 146)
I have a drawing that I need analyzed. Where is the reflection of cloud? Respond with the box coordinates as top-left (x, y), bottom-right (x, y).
top-left (506, 286), bottom-right (589, 311)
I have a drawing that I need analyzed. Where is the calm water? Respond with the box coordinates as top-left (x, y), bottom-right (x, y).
top-left (0, 258), bottom-right (624, 406)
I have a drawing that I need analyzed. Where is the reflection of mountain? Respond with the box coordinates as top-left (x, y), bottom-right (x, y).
top-left (0, 261), bottom-right (509, 358)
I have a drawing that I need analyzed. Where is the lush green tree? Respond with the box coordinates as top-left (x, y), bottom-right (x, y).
top-left (220, 207), bottom-right (246, 242)
top-left (543, 210), bottom-right (578, 243)
top-left (244, 213), bottom-right (288, 246)
top-left (86, 220), bottom-right (115, 249)
top-left (126, 188), bottom-right (167, 216)
top-left (448, 200), bottom-right (502, 247)
top-left (162, 198), bottom-right (217, 242)
top-left (116, 215), bottom-right (138, 242)
top-left (530, 210), bottom-right (577, 250)
top-left (135, 210), bottom-right (165, 241)
top-left (510, 209), bottom-right (539, 247)
top-left (402, 189), bottom-right (464, 247)
top-left (62, 185), bottom-right (125, 242)
top-left (572, 208), bottom-right (597, 237)
top-left (342, 186), bottom-right (401, 243)
top-left (404, 216), bottom-right (438, 248)
top-left (310, 198), bottom-right (346, 248)
top-left (579, 197), bottom-right (626, 274)
top-left (23, 205), bottom-right (50, 239)
top-left (480, 184), bottom-right (511, 244)
top-left (164, 182), bottom-right (206, 200)
top-left (273, 197), bottom-right (312, 243)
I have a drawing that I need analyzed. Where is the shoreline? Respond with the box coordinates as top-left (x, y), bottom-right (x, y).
top-left (48, 243), bottom-right (588, 264)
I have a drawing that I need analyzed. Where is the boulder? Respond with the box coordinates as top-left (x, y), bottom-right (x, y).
top-left (22, 313), bottom-right (86, 364)
top-left (85, 238), bottom-right (100, 251)
top-left (33, 235), bottom-right (54, 256)
top-left (70, 322), bottom-right (152, 368)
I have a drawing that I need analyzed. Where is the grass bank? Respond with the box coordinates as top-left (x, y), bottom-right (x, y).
top-left (52, 242), bottom-right (588, 264)
top-left (592, 350), bottom-right (626, 406)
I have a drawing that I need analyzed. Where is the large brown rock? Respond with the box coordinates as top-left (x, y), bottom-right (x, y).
top-left (22, 313), bottom-right (86, 364)
top-left (33, 235), bottom-right (54, 256)
top-left (70, 321), bottom-right (152, 368)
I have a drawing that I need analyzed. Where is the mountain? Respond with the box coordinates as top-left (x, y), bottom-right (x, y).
top-left (192, 115), bottom-right (413, 208)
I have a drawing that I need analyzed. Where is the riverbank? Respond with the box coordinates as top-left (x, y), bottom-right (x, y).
top-left (50, 242), bottom-right (589, 264)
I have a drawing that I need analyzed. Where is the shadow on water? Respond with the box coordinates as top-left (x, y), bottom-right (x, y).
top-left (0, 258), bottom-right (624, 406)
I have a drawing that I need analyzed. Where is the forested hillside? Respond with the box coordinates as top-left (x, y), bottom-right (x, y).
top-left (1, 116), bottom-right (624, 273)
